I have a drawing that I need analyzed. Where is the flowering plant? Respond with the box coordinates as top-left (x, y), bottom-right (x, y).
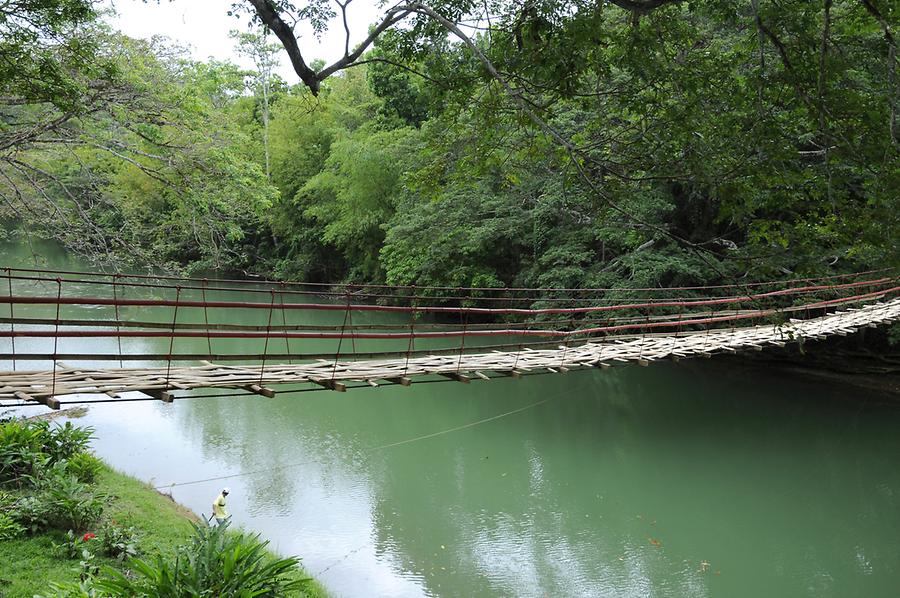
top-left (55, 530), bottom-right (89, 559)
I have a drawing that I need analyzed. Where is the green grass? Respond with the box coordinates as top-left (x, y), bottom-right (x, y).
top-left (0, 465), bottom-right (328, 597)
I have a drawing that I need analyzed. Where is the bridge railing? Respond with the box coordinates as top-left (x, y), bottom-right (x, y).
top-left (0, 266), bottom-right (894, 366)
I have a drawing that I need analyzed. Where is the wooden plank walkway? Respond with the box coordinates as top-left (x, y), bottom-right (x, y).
top-left (3, 296), bottom-right (900, 407)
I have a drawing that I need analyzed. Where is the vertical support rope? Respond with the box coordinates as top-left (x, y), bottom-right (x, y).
top-left (6, 268), bottom-right (14, 372)
top-left (637, 304), bottom-right (649, 363)
top-left (259, 289), bottom-right (275, 386)
top-left (164, 286), bottom-right (181, 390)
top-left (50, 278), bottom-right (62, 399)
top-left (557, 288), bottom-right (575, 369)
top-left (202, 278), bottom-right (212, 359)
top-left (112, 274), bottom-right (123, 369)
top-left (702, 297), bottom-right (714, 356)
top-left (280, 283), bottom-right (292, 364)
top-left (595, 296), bottom-right (608, 367)
top-left (456, 288), bottom-right (467, 374)
top-left (513, 289), bottom-right (527, 372)
top-left (347, 284), bottom-right (357, 361)
top-left (330, 290), bottom-right (351, 381)
top-left (558, 329), bottom-right (572, 370)
top-left (403, 285), bottom-right (416, 377)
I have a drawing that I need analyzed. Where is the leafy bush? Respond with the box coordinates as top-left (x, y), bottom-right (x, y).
top-left (0, 420), bottom-right (95, 488)
top-left (66, 453), bottom-right (104, 484)
top-left (94, 522), bottom-right (309, 596)
top-left (15, 470), bottom-right (105, 534)
top-left (54, 529), bottom-right (97, 560)
top-left (0, 488), bottom-right (16, 510)
top-left (0, 511), bottom-right (25, 540)
top-left (40, 473), bottom-right (105, 531)
top-left (37, 579), bottom-right (104, 598)
top-left (98, 520), bottom-right (138, 562)
top-left (45, 422), bottom-right (94, 462)
top-left (0, 420), bottom-right (50, 485)
top-left (14, 494), bottom-right (52, 534)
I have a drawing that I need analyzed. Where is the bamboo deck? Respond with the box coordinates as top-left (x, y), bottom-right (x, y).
top-left (4, 296), bottom-right (900, 408)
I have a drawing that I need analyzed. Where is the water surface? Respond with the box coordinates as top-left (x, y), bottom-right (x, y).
top-left (2, 245), bottom-right (899, 597)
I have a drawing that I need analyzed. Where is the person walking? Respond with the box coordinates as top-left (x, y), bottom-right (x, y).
top-left (212, 487), bottom-right (230, 526)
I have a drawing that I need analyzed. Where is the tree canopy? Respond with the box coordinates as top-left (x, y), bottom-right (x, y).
top-left (0, 0), bottom-right (896, 291)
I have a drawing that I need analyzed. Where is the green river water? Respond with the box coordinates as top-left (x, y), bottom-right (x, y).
top-left (2, 245), bottom-right (900, 597)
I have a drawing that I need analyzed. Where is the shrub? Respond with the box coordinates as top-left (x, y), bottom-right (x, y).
top-left (15, 470), bottom-right (106, 534)
top-left (66, 453), bottom-right (104, 484)
top-left (98, 520), bottom-right (139, 562)
top-left (0, 419), bottom-right (44, 452)
top-left (37, 578), bottom-right (107, 598)
top-left (0, 511), bottom-right (25, 540)
top-left (94, 522), bottom-right (310, 596)
top-left (41, 473), bottom-right (105, 531)
top-left (53, 529), bottom-right (97, 560)
top-left (0, 420), bottom-right (95, 488)
top-left (0, 420), bottom-right (49, 485)
top-left (14, 494), bottom-right (52, 534)
top-left (0, 488), bottom-right (15, 509)
top-left (45, 422), bottom-right (94, 462)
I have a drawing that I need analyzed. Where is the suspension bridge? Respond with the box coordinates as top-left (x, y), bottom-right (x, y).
top-left (0, 267), bottom-right (897, 409)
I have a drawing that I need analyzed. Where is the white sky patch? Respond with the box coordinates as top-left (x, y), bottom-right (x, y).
top-left (103, 0), bottom-right (387, 82)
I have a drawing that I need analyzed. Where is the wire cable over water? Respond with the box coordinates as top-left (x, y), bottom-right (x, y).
top-left (153, 387), bottom-right (571, 491)
top-left (143, 381), bottom-right (586, 578)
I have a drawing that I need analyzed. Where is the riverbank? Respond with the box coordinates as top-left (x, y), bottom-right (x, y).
top-left (717, 330), bottom-right (900, 400)
top-left (0, 460), bottom-right (328, 597)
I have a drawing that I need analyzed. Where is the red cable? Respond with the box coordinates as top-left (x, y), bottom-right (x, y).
top-left (0, 277), bottom-right (890, 316)
top-left (2, 286), bottom-right (893, 341)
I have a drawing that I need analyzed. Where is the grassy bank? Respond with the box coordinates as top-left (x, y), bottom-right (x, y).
top-left (0, 421), bottom-right (328, 597)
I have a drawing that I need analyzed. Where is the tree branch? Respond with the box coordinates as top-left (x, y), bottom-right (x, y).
top-left (859, 0), bottom-right (899, 148)
top-left (607, 0), bottom-right (682, 14)
top-left (246, 0), bottom-right (320, 93)
top-left (316, 5), bottom-right (414, 81)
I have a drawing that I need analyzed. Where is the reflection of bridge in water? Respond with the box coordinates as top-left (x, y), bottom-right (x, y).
top-left (0, 267), bottom-right (898, 409)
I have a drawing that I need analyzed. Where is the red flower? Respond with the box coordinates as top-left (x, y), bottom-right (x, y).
top-left (82, 532), bottom-right (96, 541)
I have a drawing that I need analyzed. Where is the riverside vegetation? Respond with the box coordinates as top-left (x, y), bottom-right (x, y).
top-left (0, 418), bottom-right (324, 597)
top-left (2, 1), bottom-right (897, 293)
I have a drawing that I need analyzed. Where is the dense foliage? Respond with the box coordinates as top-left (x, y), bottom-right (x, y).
top-left (0, 420), bottom-right (105, 534)
top-left (44, 521), bottom-right (309, 597)
top-left (2, 0), bottom-right (897, 290)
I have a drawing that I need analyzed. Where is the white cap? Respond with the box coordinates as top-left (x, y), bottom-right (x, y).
top-left (222, 487), bottom-right (230, 494)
